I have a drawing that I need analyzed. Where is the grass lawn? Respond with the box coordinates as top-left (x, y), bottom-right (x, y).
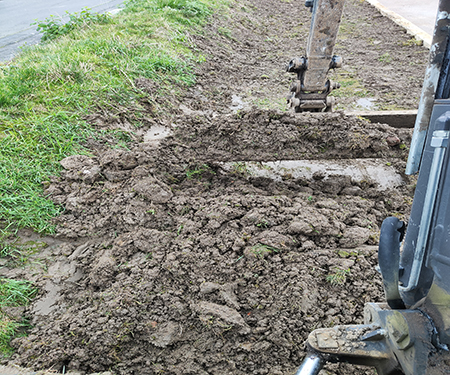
top-left (0, 0), bottom-right (229, 357)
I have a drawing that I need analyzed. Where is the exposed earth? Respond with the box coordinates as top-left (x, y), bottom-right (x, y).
top-left (1, 0), bottom-right (431, 374)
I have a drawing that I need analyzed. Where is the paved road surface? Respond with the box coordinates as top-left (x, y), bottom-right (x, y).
top-left (0, 0), bottom-right (441, 62)
top-left (373, 0), bottom-right (438, 37)
top-left (0, 0), bottom-right (124, 62)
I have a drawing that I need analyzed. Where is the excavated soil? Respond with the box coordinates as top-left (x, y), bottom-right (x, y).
top-left (1, 0), bottom-right (431, 374)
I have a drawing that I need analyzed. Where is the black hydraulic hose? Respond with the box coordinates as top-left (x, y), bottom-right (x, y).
top-left (295, 353), bottom-right (325, 375)
top-left (378, 217), bottom-right (406, 309)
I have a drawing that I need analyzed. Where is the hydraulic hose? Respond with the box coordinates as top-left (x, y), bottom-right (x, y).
top-left (295, 353), bottom-right (325, 375)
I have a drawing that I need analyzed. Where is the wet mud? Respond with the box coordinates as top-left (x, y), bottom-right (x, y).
top-left (2, 0), bottom-right (430, 374)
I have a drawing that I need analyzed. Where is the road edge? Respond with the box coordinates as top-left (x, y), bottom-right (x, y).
top-left (365, 0), bottom-right (432, 48)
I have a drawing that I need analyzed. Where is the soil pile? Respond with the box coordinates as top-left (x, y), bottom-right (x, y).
top-left (13, 110), bottom-right (415, 375)
top-left (5, 0), bottom-right (429, 374)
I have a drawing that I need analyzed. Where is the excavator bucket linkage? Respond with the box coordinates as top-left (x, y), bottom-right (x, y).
top-left (287, 0), bottom-right (345, 112)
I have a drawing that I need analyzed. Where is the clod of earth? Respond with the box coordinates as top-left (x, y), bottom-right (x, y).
top-left (2, 0), bottom-right (428, 373)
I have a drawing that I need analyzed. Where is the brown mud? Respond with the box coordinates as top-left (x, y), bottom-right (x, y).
top-left (1, 0), bottom-right (431, 374)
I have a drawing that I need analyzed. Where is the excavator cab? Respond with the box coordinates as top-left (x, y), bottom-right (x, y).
top-left (291, 0), bottom-right (450, 374)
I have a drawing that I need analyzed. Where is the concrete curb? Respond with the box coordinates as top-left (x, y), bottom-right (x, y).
top-left (365, 0), bottom-right (432, 48)
top-left (345, 110), bottom-right (417, 128)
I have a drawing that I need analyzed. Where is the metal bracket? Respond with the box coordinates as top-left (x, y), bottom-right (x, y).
top-left (400, 129), bottom-right (449, 293)
top-left (295, 303), bottom-right (436, 375)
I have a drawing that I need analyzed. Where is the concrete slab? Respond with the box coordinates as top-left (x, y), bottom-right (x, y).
top-left (347, 110), bottom-right (417, 128)
top-left (221, 159), bottom-right (406, 191)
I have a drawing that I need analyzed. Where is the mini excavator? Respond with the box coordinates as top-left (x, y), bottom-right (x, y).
top-left (287, 0), bottom-right (450, 374)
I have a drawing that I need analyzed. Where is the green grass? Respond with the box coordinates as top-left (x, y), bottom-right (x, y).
top-left (0, 0), bottom-right (229, 356)
top-left (378, 52), bottom-right (392, 64)
top-left (33, 8), bottom-right (113, 42)
top-left (231, 162), bottom-right (251, 176)
top-left (0, 279), bottom-right (37, 355)
top-left (0, 279), bottom-right (37, 306)
top-left (0, 234), bottom-right (47, 267)
top-left (326, 267), bottom-right (351, 286)
top-left (0, 0), bottom-right (228, 236)
top-left (251, 243), bottom-right (280, 259)
top-left (329, 70), bottom-right (369, 99)
top-left (185, 163), bottom-right (214, 179)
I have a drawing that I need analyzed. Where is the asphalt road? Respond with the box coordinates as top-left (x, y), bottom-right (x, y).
top-left (0, 0), bottom-right (441, 63)
top-left (0, 0), bottom-right (124, 62)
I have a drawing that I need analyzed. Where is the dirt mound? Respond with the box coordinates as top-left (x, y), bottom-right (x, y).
top-left (5, 0), bottom-right (428, 373)
top-left (10, 109), bottom-right (415, 375)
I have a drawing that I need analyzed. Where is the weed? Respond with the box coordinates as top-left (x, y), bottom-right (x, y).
top-left (199, 314), bottom-right (215, 328)
top-left (403, 196), bottom-right (413, 205)
top-left (349, 132), bottom-right (370, 150)
top-left (180, 205), bottom-right (192, 215)
top-left (250, 97), bottom-right (286, 111)
top-left (251, 243), bottom-right (280, 259)
top-left (33, 8), bottom-right (112, 42)
top-left (241, 232), bottom-right (251, 242)
top-left (217, 27), bottom-right (233, 39)
top-left (185, 164), bottom-right (214, 179)
top-left (231, 162), bottom-right (251, 176)
top-left (401, 37), bottom-right (423, 47)
top-left (338, 19), bottom-right (357, 37)
top-left (256, 219), bottom-right (269, 228)
top-left (328, 70), bottom-right (369, 99)
top-left (326, 267), bottom-right (351, 286)
top-left (378, 53), bottom-right (392, 64)
top-left (337, 250), bottom-right (358, 258)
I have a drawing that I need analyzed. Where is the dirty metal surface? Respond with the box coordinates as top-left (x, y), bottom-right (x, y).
top-left (303, 0), bottom-right (346, 91)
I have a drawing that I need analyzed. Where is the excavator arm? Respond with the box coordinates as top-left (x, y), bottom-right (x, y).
top-left (287, 0), bottom-right (345, 112)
